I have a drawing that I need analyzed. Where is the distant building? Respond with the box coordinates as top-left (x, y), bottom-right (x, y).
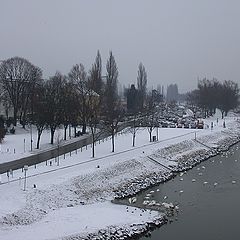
top-left (127, 84), bottom-right (139, 113)
top-left (166, 84), bottom-right (179, 102)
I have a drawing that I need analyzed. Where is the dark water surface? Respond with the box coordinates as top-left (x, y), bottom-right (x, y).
top-left (123, 143), bottom-right (240, 240)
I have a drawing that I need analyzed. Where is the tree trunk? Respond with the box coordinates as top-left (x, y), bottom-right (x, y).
top-left (149, 130), bottom-right (152, 142)
top-left (21, 110), bottom-right (27, 129)
top-left (132, 131), bottom-right (136, 147)
top-left (50, 128), bottom-right (55, 144)
top-left (22, 121), bottom-right (26, 129)
top-left (36, 130), bottom-right (42, 149)
top-left (221, 110), bottom-right (224, 119)
top-left (74, 126), bottom-right (77, 137)
top-left (111, 130), bottom-right (115, 152)
top-left (19, 111), bottom-right (23, 124)
top-left (82, 123), bottom-right (86, 134)
top-left (64, 125), bottom-right (67, 140)
top-left (69, 125), bottom-right (71, 139)
top-left (5, 108), bottom-right (9, 120)
top-left (13, 108), bottom-right (17, 126)
top-left (91, 128), bottom-right (95, 158)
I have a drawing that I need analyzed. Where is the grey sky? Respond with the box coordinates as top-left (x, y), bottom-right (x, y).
top-left (0, 0), bottom-right (240, 93)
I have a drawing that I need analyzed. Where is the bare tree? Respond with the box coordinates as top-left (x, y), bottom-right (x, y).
top-left (188, 79), bottom-right (239, 119)
top-left (218, 80), bottom-right (239, 118)
top-left (32, 83), bottom-right (47, 149)
top-left (89, 50), bottom-right (103, 95)
top-left (0, 57), bottom-right (42, 126)
top-left (59, 80), bottom-right (79, 140)
top-left (197, 79), bottom-right (221, 117)
top-left (45, 72), bottom-right (64, 144)
top-left (145, 92), bottom-right (157, 142)
top-left (128, 112), bottom-right (143, 147)
top-left (137, 63), bottom-right (147, 110)
top-left (68, 63), bottom-right (90, 134)
top-left (102, 51), bottom-right (123, 152)
top-left (87, 56), bottom-right (105, 157)
top-left (87, 92), bottom-right (103, 158)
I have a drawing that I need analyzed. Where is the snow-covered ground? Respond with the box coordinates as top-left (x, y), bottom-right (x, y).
top-left (0, 113), bottom-right (239, 240)
top-left (0, 125), bottom-right (84, 164)
top-left (0, 202), bottom-right (163, 240)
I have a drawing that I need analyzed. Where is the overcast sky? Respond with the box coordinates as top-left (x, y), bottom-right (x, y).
top-left (0, 0), bottom-right (240, 93)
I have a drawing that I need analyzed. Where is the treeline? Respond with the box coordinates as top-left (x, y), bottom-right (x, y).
top-left (0, 52), bottom-right (150, 156)
top-left (187, 78), bottom-right (239, 118)
top-left (1, 54), bottom-right (239, 153)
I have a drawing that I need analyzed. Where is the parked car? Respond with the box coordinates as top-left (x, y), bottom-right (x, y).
top-left (161, 122), bottom-right (168, 128)
top-left (169, 123), bottom-right (176, 128)
top-left (197, 120), bottom-right (204, 129)
top-left (190, 122), bottom-right (197, 129)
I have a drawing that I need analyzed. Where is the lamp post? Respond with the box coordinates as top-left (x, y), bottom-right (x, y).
top-left (23, 165), bottom-right (28, 191)
top-left (30, 123), bottom-right (33, 151)
top-left (23, 138), bottom-right (26, 153)
top-left (55, 128), bottom-right (62, 166)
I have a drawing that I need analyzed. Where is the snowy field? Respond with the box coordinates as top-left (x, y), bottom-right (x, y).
top-left (0, 113), bottom-right (239, 240)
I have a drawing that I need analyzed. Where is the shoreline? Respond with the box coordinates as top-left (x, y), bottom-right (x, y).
top-left (113, 120), bottom-right (240, 200)
top-left (1, 119), bottom-right (240, 240)
top-left (90, 120), bottom-right (240, 240)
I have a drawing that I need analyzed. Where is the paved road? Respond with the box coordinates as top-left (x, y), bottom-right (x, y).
top-left (0, 134), bottom-right (94, 174)
top-left (0, 122), bottom-right (130, 174)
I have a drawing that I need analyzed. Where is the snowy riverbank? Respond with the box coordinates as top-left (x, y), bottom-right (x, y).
top-left (0, 116), bottom-right (240, 239)
top-left (113, 119), bottom-right (240, 200)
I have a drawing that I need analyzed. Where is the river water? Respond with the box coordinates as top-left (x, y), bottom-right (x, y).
top-left (119, 143), bottom-right (240, 240)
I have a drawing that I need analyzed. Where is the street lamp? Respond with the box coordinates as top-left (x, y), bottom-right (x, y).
top-left (30, 122), bottom-right (33, 151)
top-left (55, 128), bottom-right (62, 166)
top-left (23, 165), bottom-right (28, 191)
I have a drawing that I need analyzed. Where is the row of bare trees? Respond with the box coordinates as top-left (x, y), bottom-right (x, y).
top-left (187, 78), bottom-right (239, 118)
top-left (0, 52), bottom-right (158, 157)
top-left (0, 52), bottom-right (126, 157)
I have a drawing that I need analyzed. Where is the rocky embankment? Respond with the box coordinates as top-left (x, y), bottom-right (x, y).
top-left (2, 120), bottom-right (240, 240)
top-left (63, 217), bottom-right (168, 240)
top-left (113, 171), bottom-right (173, 199)
top-left (114, 120), bottom-right (240, 200)
top-left (100, 121), bottom-right (240, 240)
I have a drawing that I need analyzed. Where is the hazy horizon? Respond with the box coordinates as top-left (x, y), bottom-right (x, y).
top-left (1, 0), bottom-right (240, 93)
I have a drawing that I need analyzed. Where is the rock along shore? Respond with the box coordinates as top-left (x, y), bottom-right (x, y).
top-left (89, 120), bottom-right (240, 240)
